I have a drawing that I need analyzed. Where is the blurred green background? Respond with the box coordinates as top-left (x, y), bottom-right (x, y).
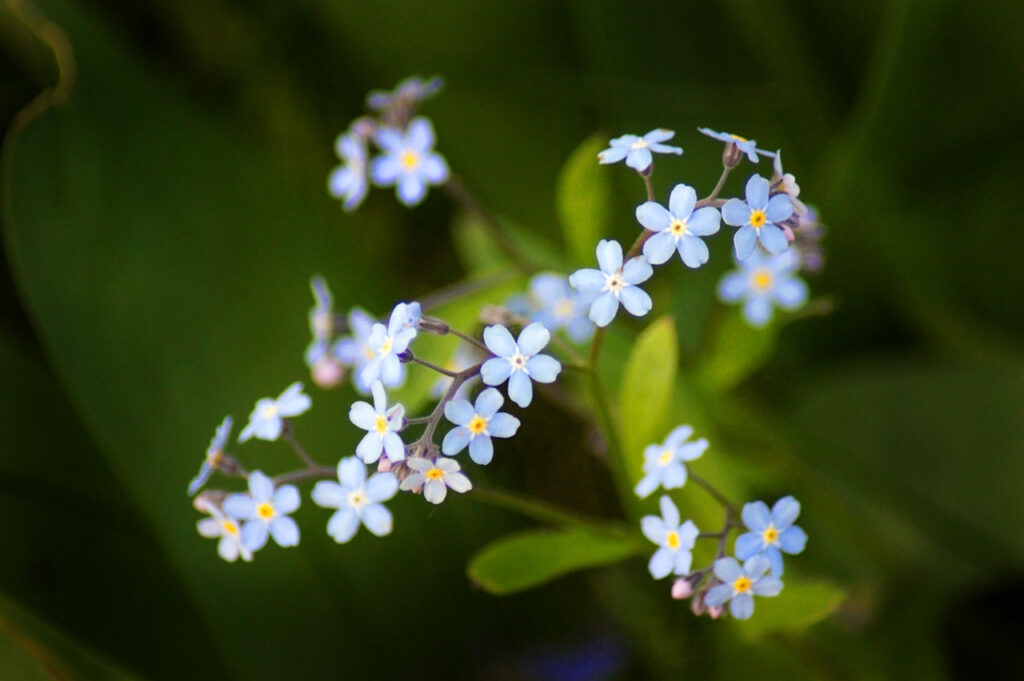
top-left (1, 0), bottom-right (1022, 678)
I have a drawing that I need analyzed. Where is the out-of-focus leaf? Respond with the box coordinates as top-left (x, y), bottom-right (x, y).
top-left (451, 212), bottom-right (508, 274)
top-left (696, 309), bottom-right (777, 392)
top-left (468, 527), bottom-right (642, 595)
top-left (734, 581), bottom-right (846, 639)
top-left (556, 134), bottom-right (611, 267)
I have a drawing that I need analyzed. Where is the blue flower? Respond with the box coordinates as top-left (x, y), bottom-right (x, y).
top-left (717, 247), bottom-right (808, 327)
top-left (722, 174), bottom-right (793, 260)
top-left (735, 496), bottom-right (807, 577)
top-left (366, 75), bottom-right (443, 111)
top-left (371, 118), bottom-right (449, 206)
top-left (480, 322), bottom-right (561, 408)
top-left (697, 127), bottom-right (775, 164)
top-left (598, 129), bottom-right (682, 172)
top-left (640, 496), bottom-right (699, 579)
top-left (704, 555), bottom-right (783, 619)
top-left (195, 497), bottom-right (252, 563)
top-left (399, 457), bottom-right (473, 504)
top-left (360, 302), bottom-right (418, 388)
top-left (188, 416), bottom-right (232, 496)
top-left (327, 132), bottom-right (369, 212)
top-left (238, 382), bottom-right (312, 442)
top-left (634, 425), bottom-right (709, 499)
top-left (516, 273), bottom-right (596, 344)
top-left (636, 184), bottom-right (722, 268)
top-left (348, 381), bottom-right (406, 464)
top-left (334, 307), bottom-right (403, 394)
top-left (311, 457), bottom-right (398, 543)
top-left (568, 240), bottom-right (653, 327)
top-left (223, 471), bottom-right (301, 551)
top-left (442, 388), bottom-right (521, 465)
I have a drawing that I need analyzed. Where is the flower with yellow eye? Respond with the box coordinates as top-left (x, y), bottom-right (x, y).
top-left (704, 555), bottom-right (783, 620)
top-left (723, 174), bottom-right (793, 260)
top-left (223, 471), bottom-right (301, 552)
top-left (312, 457), bottom-right (398, 544)
top-left (634, 425), bottom-right (708, 499)
top-left (334, 307), bottom-right (394, 394)
top-left (734, 496), bottom-right (807, 577)
top-left (238, 383), bottom-right (312, 443)
top-left (371, 117), bottom-right (449, 207)
top-left (195, 497), bottom-right (252, 563)
top-left (480, 322), bottom-right (561, 408)
top-left (717, 247), bottom-right (807, 328)
top-left (641, 496), bottom-right (699, 579)
top-left (188, 416), bottom-right (233, 496)
top-left (442, 388), bottom-right (521, 465)
top-left (349, 381), bottom-right (406, 464)
top-left (598, 128), bottom-right (682, 172)
top-left (636, 183), bottom-right (721, 269)
top-left (400, 457), bottom-right (472, 504)
top-left (360, 302), bottom-right (418, 388)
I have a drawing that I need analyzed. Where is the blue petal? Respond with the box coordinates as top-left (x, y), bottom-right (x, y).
top-left (743, 297), bottom-right (773, 327)
top-left (596, 239), bottom-right (623, 273)
top-left (422, 154), bottom-right (449, 183)
top-left (758, 224), bottom-right (789, 254)
top-left (241, 520), bottom-right (269, 551)
top-left (648, 142), bottom-right (682, 155)
top-left (635, 201), bottom-right (673, 233)
top-left (621, 256), bottom-right (652, 285)
top-left (734, 532), bottom-right (763, 560)
top-left (668, 184), bottom-right (696, 219)
top-left (625, 147), bottom-right (653, 171)
top-left (270, 516), bottom-right (300, 547)
top-left (775, 277), bottom-right (808, 308)
top-left (356, 432), bottom-right (383, 463)
top-left (753, 576), bottom-right (783, 597)
top-left (508, 371), bottom-right (533, 408)
top-left (643, 128), bottom-right (675, 144)
top-left (634, 473), bottom-right (660, 499)
top-left (742, 501), bottom-right (771, 531)
top-left (664, 425), bottom-right (693, 448)
top-left (382, 431), bottom-right (406, 462)
top-left (673, 548), bottom-right (693, 575)
top-left (705, 584), bottom-right (733, 607)
top-left (734, 226), bottom-right (758, 261)
top-left (407, 117), bottom-right (435, 151)
top-left (619, 286), bottom-right (652, 317)
top-left (764, 546), bottom-right (785, 577)
top-left (641, 515), bottom-right (666, 544)
top-left (568, 268), bottom-right (605, 294)
top-left (223, 494), bottom-right (255, 519)
top-left (371, 154), bottom-right (400, 185)
top-left (771, 496), bottom-right (801, 528)
top-left (474, 388), bottom-right (504, 418)
top-left (248, 471), bottom-right (274, 502)
top-left (397, 175), bottom-right (426, 206)
top-left (442, 426), bottom-right (471, 455)
top-left (517, 322), bottom-right (550, 356)
top-left (721, 198), bottom-right (750, 226)
top-left (678, 235), bottom-right (710, 269)
top-left (643, 231), bottom-right (677, 266)
top-left (487, 413), bottom-right (520, 438)
top-left (480, 357), bottom-right (513, 385)
top-left (713, 557), bottom-right (742, 582)
top-left (328, 508), bottom-right (360, 543)
top-left (589, 292), bottom-right (619, 327)
top-left (362, 504), bottom-right (393, 536)
top-left (687, 207), bottom-right (721, 236)
top-left (483, 324), bottom-right (517, 357)
top-left (659, 496), bottom-right (680, 527)
top-left (597, 146), bottom-right (628, 164)
top-left (661, 461), bottom-right (687, 489)
top-left (468, 435), bottom-right (494, 465)
top-left (525, 354), bottom-right (560, 383)
top-left (745, 174), bottom-right (770, 210)
top-left (765, 193), bottom-right (793, 223)
top-left (273, 485), bottom-right (301, 514)
top-left (730, 592), bottom-right (755, 619)
top-left (778, 526), bottom-right (807, 555)
top-left (380, 355), bottom-right (403, 386)
top-left (338, 456), bottom-right (366, 488)
top-left (648, 547), bottom-right (674, 579)
top-left (444, 398), bottom-right (475, 425)
top-left (365, 472), bottom-right (398, 502)
top-left (311, 480), bottom-right (344, 509)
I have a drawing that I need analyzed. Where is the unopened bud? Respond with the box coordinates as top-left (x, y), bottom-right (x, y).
top-left (418, 316), bottom-right (450, 335)
top-left (722, 143), bottom-right (744, 169)
top-left (377, 456), bottom-right (393, 473)
top-left (672, 578), bottom-right (694, 600)
top-left (312, 357), bottom-right (345, 388)
top-left (351, 116), bottom-right (377, 141)
top-left (708, 606), bottom-right (723, 620)
top-left (397, 349), bottom-right (414, 363)
top-left (781, 224), bottom-right (795, 244)
top-left (690, 590), bottom-right (708, 616)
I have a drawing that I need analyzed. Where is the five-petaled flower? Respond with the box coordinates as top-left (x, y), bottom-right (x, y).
top-left (598, 129), bottom-right (682, 172)
top-left (196, 497), bottom-right (252, 563)
top-left (704, 555), bottom-right (783, 620)
top-left (636, 184), bottom-right (722, 269)
top-left (722, 174), bottom-right (793, 260)
top-left (188, 416), bottom-right (233, 496)
top-left (697, 127), bottom-right (775, 164)
top-left (569, 239), bottom-right (653, 327)
top-left (335, 307), bottom-right (398, 394)
top-left (349, 381), bottom-right (406, 464)
top-left (327, 132), bottom-right (369, 212)
top-left (634, 425), bottom-right (709, 499)
top-left (509, 273), bottom-right (596, 344)
top-left (372, 118), bottom-right (449, 206)
top-left (400, 457), bottom-right (472, 504)
top-left (641, 496), bottom-right (699, 579)
top-left (360, 302), bottom-right (418, 388)
top-left (717, 247), bottom-right (808, 328)
top-left (312, 457), bottom-right (398, 543)
top-left (734, 496), bottom-right (807, 577)
top-left (223, 471), bottom-right (301, 551)
top-left (238, 382), bottom-right (312, 443)
top-left (480, 322), bottom-right (562, 408)
top-left (442, 387), bottom-right (521, 465)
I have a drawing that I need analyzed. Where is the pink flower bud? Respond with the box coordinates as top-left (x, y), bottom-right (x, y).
top-left (377, 456), bottom-right (393, 473)
top-left (312, 357), bottom-right (344, 388)
top-left (708, 606), bottom-right (723, 619)
top-left (671, 578), bottom-right (693, 600)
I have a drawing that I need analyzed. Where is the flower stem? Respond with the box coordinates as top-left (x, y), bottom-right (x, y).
top-left (281, 426), bottom-right (319, 469)
top-left (409, 355), bottom-right (458, 377)
top-left (449, 327), bottom-right (492, 354)
top-left (688, 471), bottom-right (739, 516)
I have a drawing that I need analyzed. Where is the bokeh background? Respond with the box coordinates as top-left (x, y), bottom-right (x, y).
top-left (1, 0), bottom-right (1022, 679)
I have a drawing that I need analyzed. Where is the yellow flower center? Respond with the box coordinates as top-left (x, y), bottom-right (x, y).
top-left (666, 531), bottom-right (681, 549)
top-left (380, 338), bottom-right (393, 355)
top-left (554, 298), bottom-right (574, 320)
top-left (762, 525), bottom-right (779, 545)
top-left (658, 449), bottom-right (674, 466)
top-left (669, 218), bottom-right (688, 237)
top-left (260, 403), bottom-right (279, 419)
top-left (751, 269), bottom-right (774, 292)
top-left (426, 468), bottom-right (445, 481)
top-left (730, 134), bottom-right (749, 143)
top-left (469, 416), bottom-right (488, 435)
top-left (750, 210), bottom-right (766, 228)
top-left (630, 138), bottom-right (650, 150)
top-left (362, 345), bottom-right (376, 360)
top-left (733, 576), bottom-right (752, 593)
top-left (347, 490), bottom-right (367, 509)
top-left (207, 449), bottom-right (223, 466)
top-left (400, 149), bottom-right (421, 171)
top-left (375, 415), bottom-right (389, 434)
top-left (256, 503), bottom-right (275, 520)
top-left (221, 520), bottom-right (239, 535)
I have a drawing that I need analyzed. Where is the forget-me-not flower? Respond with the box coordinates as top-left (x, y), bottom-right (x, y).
top-left (735, 496), bottom-right (807, 577)
top-left (349, 381), bottom-right (406, 464)
top-left (568, 240), bottom-right (653, 327)
top-left (480, 322), bottom-right (561, 408)
top-left (511, 273), bottom-right (596, 344)
top-left (634, 425), bottom-right (709, 499)
top-left (722, 174), bottom-right (793, 260)
top-left (442, 387), bottom-right (521, 465)
top-left (312, 457), bottom-right (398, 543)
top-left (223, 471), bottom-right (301, 551)
top-left (372, 118), bottom-right (449, 206)
top-left (360, 302), bottom-right (418, 388)
top-left (327, 132), bottom-right (369, 212)
top-left (697, 127), bottom-right (775, 164)
top-left (238, 382), bottom-right (312, 442)
top-left (188, 416), bottom-right (233, 496)
top-left (598, 129), bottom-right (682, 172)
top-left (704, 555), bottom-right (783, 619)
top-left (334, 307), bottom-right (402, 394)
top-left (366, 75), bottom-right (443, 111)
top-left (641, 496), bottom-right (699, 579)
top-left (195, 497), bottom-right (252, 563)
top-left (636, 184), bottom-right (722, 268)
top-left (400, 457), bottom-right (473, 504)
top-left (717, 247), bottom-right (808, 328)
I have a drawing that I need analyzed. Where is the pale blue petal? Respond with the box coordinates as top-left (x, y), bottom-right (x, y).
top-left (676, 439), bottom-right (707, 461)
top-left (356, 432), bottom-right (383, 463)
top-left (273, 485), bottom-right (300, 514)
top-left (744, 297), bottom-right (773, 327)
top-left (687, 207), bottom-right (721, 236)
top-left (397, 175), bottom-right (426, 206)
top-left (407, 117), bottom-right (434, 150)
top-left (589, 292), bottom-right (619, 327)
top-left (771, 496), bottom-right (801, 528)
top-left (648, 142), bottom-right (681, 155)
top-left (371, 155), bottom-right (400, 185)
top-left (643, 128), bottom-right (675, 144)
top-left (679, 235), bottom-right (710, 269)
top-left (362, 504), bottom-right (393, 536)
top-left (664, 425), bottom-right (693, 448)
top-left (745, 554), bottom-right (772, 578)
top-left (487, 413), bottom-right (520, 438)
top-left (625, 147), bottom-right (653, 171)
top-left (597, 146), bottom-right (628, 164)
top-left (660, 496), bottom-right (680, 527)
top-left (668, 184), bottom-right (696, 219)
top-left (311, 480), bottom-right (343, 509)
top-left (480, 357), bottom-right (513, 385)
top-left (223, 494), bottom-right (255, 519)
top-left (442, 427), bottom-right (472, 455)
top-left (634, 473), bottom-right (660, 499)
top-left (382, 432), bottom-right (405, 462)
top-left (568, 268), bottom-right (605, 293)
top-left (421, 154), bottom-right (449, 183)
top-left (277, 389), bottom-right (311, 416)
top-left (673, 549), bottom-right (693, 575)
top-left (641, 515), bottom-right (667, 544)
top-left (508, 371), bottom-right (533, 408)
top-left (525, 354), bottom-right (560, 383)
top-left (608, 134), bottom-right (639, 147)
top-left (778, 526), bottom-right (807, 555)
top-left (705, 584), bottom-right (733, 607)
top-left (475, 388), bottom-right (504, 418)
top-left (375, 128), bottom-right (403, 151)
top-left (775, 278), bottom-right (808, 308)
top-left (423, 479), bottom-right (448, 504)
top-left (745, 174), bottom-right (769, 210)
top-left (722, 198), bottom-right (750, 226)
top-left (445, 470), bottom-right (472, 493)
top-left (754, 576), bottom-right (783, 597)
top-left (648, 547), bottom-right (674, 579)
top-left (730, 593), bottom-right (755, 619)
top-left (517, 322), bottom-right (550, 356)
top-left (661, 462), bottom-right (687, 489)
top-left (734, 226), bottom-right (758, 260)
top-left (765, 547), bottom-right (785, 577)
top-left (380, 355), bottom-right (403, 386)
top-left (621, 257), bottom-right (653, 285)
top-left (328, 508), bottom-right (360, 543)
top-left (758, 224), bottom-right (789, 254)
top-left (469, 435), bottom-right (494, 465)
top-left (713, 557), bottom-right (742, 582)
top-left (643, 231), bottom-right (676, 266)
top-left (765, 193), bottom-right (794, 223)
top-left (734, 532), bottom-right (763, 560)
top-left (444, 399), bottom-right (474, 425)
top-left (635, 202), bottom-right (673, 233)
top-left (596, 240), bottom-right (623, 273)
top-left (742, 501), bottom-right (771, 531)
top-left (619, 286), bottom-right (652, 317)
top-left (365, 472), bottom-right (398, 502)
top-left (483, 325), bottom-right (517, 357)
top-left (270, 516), bottom-right (299, 547)
top-left (248, 471), bottom-right (274, 502)
top-left (241, 520), bottom-right (269, 551)
top-left (349, 401), bottom-right (377, 430)
top-left (338, 456), bottom-right (366, 488)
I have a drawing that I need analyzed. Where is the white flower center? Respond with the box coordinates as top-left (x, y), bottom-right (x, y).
top-left (348, 490), bottom-right (368, 510)
top-left (603, 271), bottom-right (625, 295)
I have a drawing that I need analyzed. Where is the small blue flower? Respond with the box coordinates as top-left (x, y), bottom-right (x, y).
top-left (717, 247), bottom-right (808, 327)
top-left (634, 425), bottom-right (708, 499)
top-left (697, 127), bottom-right (775, 164)
top-left (598, 129), bottom-right (682, 172)
top-left (360, 303), bottom-right (418, 388)
top-left (371, 118), bottom-right (449, 206)
top-left (399, 457), bottom-right (473, 504)
top-left (704, 555), bottom-right (783, 620)
top-left (636, 184), bottom-right (722, 268)
top-left (238, 382), bottom-right (312, 442)
top-left (348, 381), bottom-right (406, 464)
top-left (568, 240), bottom-right (653, 327)
top-left (327, 132), bottom-right (369, 212)
top-left (311, 457), bottom-right (398, 543)
top-left (334, 307), bottom-right (403, 394)
top-left (640, 496), bottom-right (699, 579)
top-left (195, 497), bottom-right (252, 563)
top-left (442, 387), bottom-right (521, 465)
top-left (735, 496), bottom-right (807, 577)
top-left (366, 75), bottom-right (443, 111)
top-left (223, 471), bottom-right (301, 551)
top-left (722, 174), bottom-right (793, 260)
top-left (188, 416), bottom-right (232, 496)
top-left (516, 273), bottom-right (596, 344)
top-left (480, 322), bottom-right (561, 408)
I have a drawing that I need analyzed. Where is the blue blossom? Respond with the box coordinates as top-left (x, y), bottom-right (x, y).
top-left (511, 273), bottom-right (595, 344)
top-left (311, 457), bottom-right (398, 543)
top-left (195, 497), bottom-right (252, 563)
top-left (636, 184), bottom-right (721, 268)
top-left (641, 496), bottom-right (699, 579)
top-left (634, 425), bottom-right (709, 499)
top-left (697, 127), bottom-right (775, 164)
top-left (704, 555), bottom-right (783, 620)
top-left (598, 129), bottom-right (682, 172)
top-left (223, 471), bottom-right (301, 551)
top-left (360, 303), bottom-right (418, 388)
top-left (334, 307), bottom-right (403, 394)
top-left (568, 240), bottom-right (653, 327)
top-left (348, 381), bottom-right (406, 464)
top-left (442, 388), bottom-right (521, 465)
top-left (722, 174), bottom-right (793, 260)
top-left (238, 382), bottom-right (312, 442)
top-left (188, 416), bottom-right (232, 496)
top-left (371, 118), bottom-right (449, 206)
top-left (480, 322), bottom-right (561, 408)
top-left (735, 496), bottom-right (807, 577)
top-left (366, 75), bottom-right (443, 111)
top-left (717, 247), bottom-right (808, 327)
top-left (327, 132), bottom-right (369, 212)
top-left (400, 457), bottom-right (473, 504)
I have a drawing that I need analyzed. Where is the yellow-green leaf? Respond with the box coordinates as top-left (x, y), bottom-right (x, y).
top-left (557, 134), bottom-right (611, 267)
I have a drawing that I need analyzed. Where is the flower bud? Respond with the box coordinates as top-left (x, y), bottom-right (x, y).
top-left (312, 357), bottom-right (345, 389)
top-left (722, 143), bottom-right (744, 169)
top-left (672, 578), bottom-right (694, 600)
top-left (351, 116), bottom-right (377, 141)
top-left (377, 456), bottom-right (393, 473)
top-left (690, 590), bottom-right (708, 616)
top-left (418, 315), bottom-right (450, 335)
top-left (708, 606), bottom-right (723, 620)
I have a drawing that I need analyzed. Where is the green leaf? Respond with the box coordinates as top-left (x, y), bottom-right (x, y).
top-left (735, 581), bottom-right (846, 639)
top-left (467, 527), bottom-right (642, 595)
top-left (696, 309), bottom-right (778, 392)
top-left (556, 134), bottom-right (611, 267)
top-left (618, 316), bottom-right (679, 487)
